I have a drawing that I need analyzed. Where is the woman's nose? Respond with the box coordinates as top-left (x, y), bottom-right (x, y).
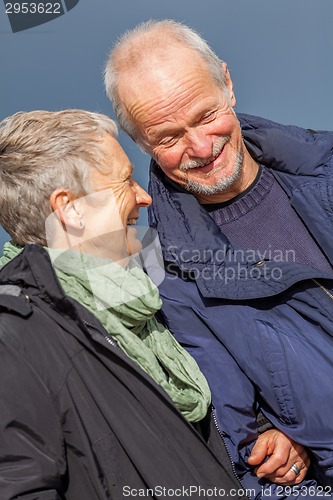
top-left (134, 182), bottom-right (152, 207)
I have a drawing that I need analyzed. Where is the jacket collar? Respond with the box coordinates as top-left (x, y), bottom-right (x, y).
top-left (240, 113), bottom-right (333, 177)
top-left (148, 114), bottom-right (333, 300)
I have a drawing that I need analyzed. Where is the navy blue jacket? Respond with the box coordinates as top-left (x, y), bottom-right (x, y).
top-left (148, 114), bottom-right (333, 499)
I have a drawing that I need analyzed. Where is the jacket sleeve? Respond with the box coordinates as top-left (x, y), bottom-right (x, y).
top-left (0, 340), bottom-right (66, 499)
top-left (157, 273), bottom-right (333, 499)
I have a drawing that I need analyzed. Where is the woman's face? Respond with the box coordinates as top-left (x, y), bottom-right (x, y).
top-left (77, 134), bottom-right (152, 261)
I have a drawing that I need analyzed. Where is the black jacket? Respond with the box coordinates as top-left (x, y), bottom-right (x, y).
top-left (0, 245), bottom-right (243, 500)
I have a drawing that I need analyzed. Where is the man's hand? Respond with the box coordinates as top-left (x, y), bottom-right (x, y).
top-left (248, 429), bottom-right (310, 485)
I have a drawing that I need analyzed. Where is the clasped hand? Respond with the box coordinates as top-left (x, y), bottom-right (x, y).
top-left (248, 430), bottom-right (309, 485)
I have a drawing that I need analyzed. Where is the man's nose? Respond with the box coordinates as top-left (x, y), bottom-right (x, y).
top-left (185, 127), bottom-right (213, 159)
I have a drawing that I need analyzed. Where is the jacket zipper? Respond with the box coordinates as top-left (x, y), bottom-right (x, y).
top-left (86, 323), bottom-right (248, 496)
top-left (312, 279), bottom-right (333, 301)
top-left (211, 406), bottom-right (249, 498)
top-left (83, 320), bottom-right (117, 346)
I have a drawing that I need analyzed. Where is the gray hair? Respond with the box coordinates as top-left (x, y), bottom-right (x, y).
top-left (0, 109), bottom-right (118, 246)
top-left (104, 19), bottom-right (228, 142)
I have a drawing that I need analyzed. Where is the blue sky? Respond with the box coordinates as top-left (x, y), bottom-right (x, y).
top-left (1, 0), bottom-right (333, 250)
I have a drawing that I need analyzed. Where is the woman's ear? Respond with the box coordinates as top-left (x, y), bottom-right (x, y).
top-left (49, 189), bottom-right (84, 231)
top-left (222, 63), bottom-right (236, 107)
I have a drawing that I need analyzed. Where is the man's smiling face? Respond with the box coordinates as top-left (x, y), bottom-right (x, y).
top-left (118, 47), bottom-right (248, 203)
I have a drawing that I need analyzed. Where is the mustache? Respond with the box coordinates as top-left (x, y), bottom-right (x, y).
top-left (179, 136), bottom-right (230, 171)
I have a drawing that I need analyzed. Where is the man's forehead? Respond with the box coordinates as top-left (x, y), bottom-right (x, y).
top-left (126, 43), bottom-right (197, 69)
top-left (119, 61), bottom-right (219, 125)
top-left (121, 46), bottom-right (212, 91)
top-left (125, 74), bottom-right (223, 139)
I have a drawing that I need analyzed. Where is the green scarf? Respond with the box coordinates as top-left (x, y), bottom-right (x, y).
top-left (1, 241), bottom-right (211, 422)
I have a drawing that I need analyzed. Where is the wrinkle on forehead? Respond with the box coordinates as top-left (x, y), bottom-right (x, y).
top-left (130, 77), bottom-right (207, 126)
top-left (119, 52), bottom-right (222, 140)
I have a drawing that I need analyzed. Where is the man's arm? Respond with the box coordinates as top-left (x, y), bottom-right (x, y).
top-left (0, 340), bottom-right (66, 499)
top-left (157, 275), bottom-right (310, 487)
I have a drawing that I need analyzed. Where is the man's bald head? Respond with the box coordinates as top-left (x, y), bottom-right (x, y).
top-left (104, 19), bottom-right (229, 142)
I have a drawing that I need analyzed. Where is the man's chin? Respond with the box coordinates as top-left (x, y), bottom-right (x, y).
top-left (185, 154), bottom-right (244, 196)
top-left (185, 172), bottom-right (235, 196)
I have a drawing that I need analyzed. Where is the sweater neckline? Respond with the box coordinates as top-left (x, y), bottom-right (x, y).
top-left (205, 165), bottom-right (274, 223)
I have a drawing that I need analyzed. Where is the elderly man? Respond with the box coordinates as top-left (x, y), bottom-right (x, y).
top-left (104, 19), bottom-right (333, 499)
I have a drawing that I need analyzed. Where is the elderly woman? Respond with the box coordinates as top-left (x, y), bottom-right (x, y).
top-left (0, 110), bottom-right (311, 500)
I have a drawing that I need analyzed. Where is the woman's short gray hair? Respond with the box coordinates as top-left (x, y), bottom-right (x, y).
top-left (0, 109), bottom-right (118, 246)
top-left (104, 19), bottom-right (228, 142)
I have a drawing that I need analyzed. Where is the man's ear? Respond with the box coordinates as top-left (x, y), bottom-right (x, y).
top-left (222, 63), bottom-right (236, 107)
top-left (49, 189), bottom-right (84, 231)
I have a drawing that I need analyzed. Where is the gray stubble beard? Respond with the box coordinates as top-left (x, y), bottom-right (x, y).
top-left (182, 140), bottom-right (244, 197)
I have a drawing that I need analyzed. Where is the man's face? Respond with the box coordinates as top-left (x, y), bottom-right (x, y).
top-left (118, 49), bottom-right (246, 202)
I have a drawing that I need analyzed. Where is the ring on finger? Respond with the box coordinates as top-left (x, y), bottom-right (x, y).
top-left (290, 464), bottom-right (301, 477)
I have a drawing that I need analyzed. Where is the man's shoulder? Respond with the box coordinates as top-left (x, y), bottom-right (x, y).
top-left (238, 113), bottom-right (333, 176)
top-left (238, 113), bottom-right (284, 131)
top-left (238, 112), bottom-right (333, 138)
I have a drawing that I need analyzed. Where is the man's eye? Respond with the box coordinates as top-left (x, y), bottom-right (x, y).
top-left (160, 136), bottom-right (178, 147)
top-left (199, 112), bottom-right (216, 124)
